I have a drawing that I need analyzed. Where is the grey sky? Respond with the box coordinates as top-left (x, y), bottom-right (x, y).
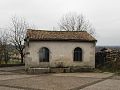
top-left (0, 0), bottom-right (120, 46)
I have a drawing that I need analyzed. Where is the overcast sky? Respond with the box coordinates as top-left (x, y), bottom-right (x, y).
top-left (0, 0), bottom-right (120, 46)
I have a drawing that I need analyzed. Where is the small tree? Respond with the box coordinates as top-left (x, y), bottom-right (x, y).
top-left (58, 13), bottom-right (95, 35)
top-left (0, 31), bottom-right (10, 64)
top-left (9, 16), bottom-right (29, 64)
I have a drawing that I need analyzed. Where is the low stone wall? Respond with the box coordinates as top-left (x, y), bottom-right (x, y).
top-left (95, 48), bottom-right (120, 69)
top-left (27, 66), bottom-right (94, 74)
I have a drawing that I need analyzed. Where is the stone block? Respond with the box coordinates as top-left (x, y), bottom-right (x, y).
top-left (27, 68), bottom-right (50, 74)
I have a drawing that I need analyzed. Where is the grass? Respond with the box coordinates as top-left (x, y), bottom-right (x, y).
top-left (95, 66), bottom-right (120, 76)
top-left (0, 59), bottom-right (21, 64)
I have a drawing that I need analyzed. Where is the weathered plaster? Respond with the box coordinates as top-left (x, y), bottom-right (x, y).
top-left (25, 41), bottom-right (96, 69)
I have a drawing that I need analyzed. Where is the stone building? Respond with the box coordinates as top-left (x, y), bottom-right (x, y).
top-left (24, 29), bottom-right (97, 72)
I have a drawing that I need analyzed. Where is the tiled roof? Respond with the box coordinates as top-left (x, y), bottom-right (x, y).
top-left (26, 29), bottom-right (97, 42)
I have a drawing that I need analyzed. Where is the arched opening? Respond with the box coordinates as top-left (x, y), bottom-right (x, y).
top-left (74, 47), bottom-right (82, 61)
top-left (39, 47), bottom-right (49, 62)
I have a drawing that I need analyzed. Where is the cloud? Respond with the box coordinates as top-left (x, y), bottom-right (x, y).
top-left (0, 0), bottom-right (120, 45)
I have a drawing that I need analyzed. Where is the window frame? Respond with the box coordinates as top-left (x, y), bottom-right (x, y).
top-left (39, 47), bottom-right (49, 62)
top-left (73, 47), bottom-right (82, 62)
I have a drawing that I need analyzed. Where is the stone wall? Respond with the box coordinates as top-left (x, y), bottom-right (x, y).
top-left (25, 41), bottom-right (96, 69)
top-left (95, 48), bottom-right (120, 69)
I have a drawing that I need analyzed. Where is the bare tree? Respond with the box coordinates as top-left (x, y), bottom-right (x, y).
top-left (0, 31), bottom-right (10, 64)
top-left (58, 13), bottom-right (95, 35)
top-left (9, 16), bottom-right (29, 64)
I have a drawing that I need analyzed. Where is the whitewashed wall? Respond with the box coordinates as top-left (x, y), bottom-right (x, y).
top-left (25, 41), bottom-right (96, 69)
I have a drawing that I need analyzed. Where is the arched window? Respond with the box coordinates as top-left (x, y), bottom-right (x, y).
top-left (39, 47), bottom-right (49, 62)
top-left (74, 47), bottom-right (82, 61)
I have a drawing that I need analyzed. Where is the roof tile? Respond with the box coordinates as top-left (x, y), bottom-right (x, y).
top-left (27, 29), bottom-right (97, 42)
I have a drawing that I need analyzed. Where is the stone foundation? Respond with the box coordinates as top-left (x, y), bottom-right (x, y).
top-left (70, 66), bottom-right (94, 72)
top-left (27, 66), bottom-right (94, 74)
top-left (27, 68), bottom-right (50, 74)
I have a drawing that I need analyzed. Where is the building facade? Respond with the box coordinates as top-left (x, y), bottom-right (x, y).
top-left (24, 29), bottom-right (97, 70)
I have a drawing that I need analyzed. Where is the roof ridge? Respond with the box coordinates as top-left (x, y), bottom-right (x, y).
top-left (27, 29), bottom-right (87, 32)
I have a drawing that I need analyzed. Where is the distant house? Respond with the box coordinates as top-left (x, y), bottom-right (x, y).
top-left (24, 29), bottom-right (97, 71)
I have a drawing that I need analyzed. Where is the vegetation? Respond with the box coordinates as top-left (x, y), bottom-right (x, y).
top-left (58, 12), bottom-right (95, 35)
top-left (95, 47), bottom-right (120, 73)
top-left (0, 31), bottom-right (10, 64)
top-left (0, 59), bottom-right (21, 64)
top-left (9, 16), bottom-right (29, 64)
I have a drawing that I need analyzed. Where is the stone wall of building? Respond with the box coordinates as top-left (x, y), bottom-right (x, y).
top-left (25, 41), bottom-right (96, 69)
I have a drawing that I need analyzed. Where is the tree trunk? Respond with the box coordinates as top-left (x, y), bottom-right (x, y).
top-left (20, 52), bottom-right (24, 64)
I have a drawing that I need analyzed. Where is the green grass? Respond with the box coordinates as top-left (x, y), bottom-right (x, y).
top-left (96, 66), bottom-right (120, 75)
top-left (0, 59), bottom-right (21, 64)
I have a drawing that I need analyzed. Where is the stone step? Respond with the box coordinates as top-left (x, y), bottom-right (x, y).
top-left (50, 67), bottom-right (70, 73)
top-left (27, 67), bottom-right (94, 74)
top-left (27, 67), bottom-right (50, 74)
